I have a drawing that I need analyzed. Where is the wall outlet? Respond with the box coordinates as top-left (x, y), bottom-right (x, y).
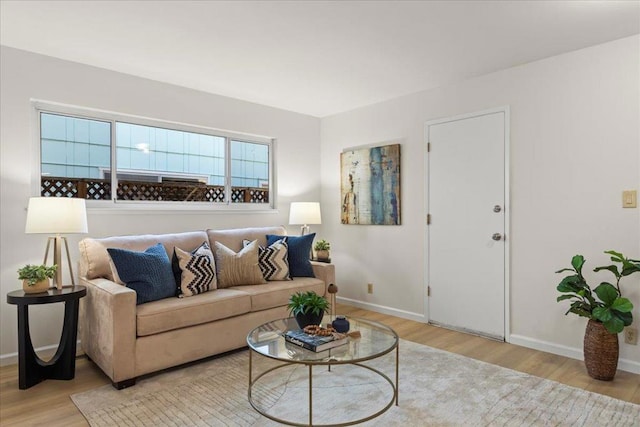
top-left (622, 190), bottom-right (637, 208)
top-left (367, 283), bottom-right (373, 294)
top-left (624, 327), bottom-right (638, 345)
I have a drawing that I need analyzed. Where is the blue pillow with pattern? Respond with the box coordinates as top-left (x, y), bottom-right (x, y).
top-left (107, 243), bottom-right (176, 305)
top-left (266, 233), bottom-right (315, 278)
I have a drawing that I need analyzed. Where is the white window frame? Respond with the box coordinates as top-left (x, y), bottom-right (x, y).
top-left (32, 100), bottom-right (277, 212)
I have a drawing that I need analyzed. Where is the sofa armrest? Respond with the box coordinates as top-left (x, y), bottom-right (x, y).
top-left (311, 261), bottom-right (335, 295)
top-left (79, 276), bottom-right (137, 383)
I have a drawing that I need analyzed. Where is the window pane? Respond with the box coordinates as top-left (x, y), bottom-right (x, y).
top-left (230, 140), bottom-right (269, 203)
top-left (115, 122), bottom-right (226, 202)
top-left (40, 113), bottom-right (112, 200)
top-left (39, 109), bottom-right (273, 207)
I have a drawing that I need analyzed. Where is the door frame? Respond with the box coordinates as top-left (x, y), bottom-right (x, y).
top-left (424, 106), bottom-right (511, 342)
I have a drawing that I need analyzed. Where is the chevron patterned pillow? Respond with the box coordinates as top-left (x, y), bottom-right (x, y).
top-left (174, 242), bottom-right (217, 297)
top-left (243, 239), bottom-right (291, 281)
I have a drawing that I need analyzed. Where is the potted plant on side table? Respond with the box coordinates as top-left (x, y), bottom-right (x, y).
top-left (556, 250), bottom-right (639, 380)
top-left (18, 264), bottom-right (57, 294)
top-left (287, 290), bottom-right (330, 329)
top-left (314, 239), bottom-right (331, 262)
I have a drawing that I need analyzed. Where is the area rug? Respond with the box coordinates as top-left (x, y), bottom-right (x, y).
top-left (71, 339), bottom-right (639, 426)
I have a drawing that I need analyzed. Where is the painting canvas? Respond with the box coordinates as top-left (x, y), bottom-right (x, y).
top-left (340, 143), bottom-right (401, 225)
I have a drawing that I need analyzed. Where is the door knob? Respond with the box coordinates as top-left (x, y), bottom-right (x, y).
top-left (492, 233), bottom-right (502, 241)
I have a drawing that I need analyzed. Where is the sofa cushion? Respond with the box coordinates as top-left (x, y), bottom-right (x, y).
top-left (228, 277), bottom-right (325, 312)
top-left (174, 242), bottom-right (217, 297)
top-left (136, 288), bottom-right (252, 336)
top-left (266, 233), bottom-right (315, 277)
top-left (214, 240), bottom-right (266, 288)
top-left (107, 243), bottom-right (176, 305)
top-left (243, 238), bottom-right (291, 281)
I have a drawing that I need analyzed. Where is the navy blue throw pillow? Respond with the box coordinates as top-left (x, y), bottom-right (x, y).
top-left (107, 243), bottom-right (176, 305)
top-left (266, 233), bottom-right (315, 277)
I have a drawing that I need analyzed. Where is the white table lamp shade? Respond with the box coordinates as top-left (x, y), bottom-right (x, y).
top-left (289, 201), bottom-right (321, 238)
top-left (25, 197), bottom-right (88, 234)
top-left (289, 202), bottom-right (321, 225)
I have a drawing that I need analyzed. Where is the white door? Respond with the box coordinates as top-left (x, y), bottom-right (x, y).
top-left (426, 109), bottom-right (508, 340)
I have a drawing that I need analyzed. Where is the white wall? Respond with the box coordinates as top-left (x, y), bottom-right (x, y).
top-left (0, 46), bottom-right (321, 363)
top-left (320, 36), bottom-right (640, 372)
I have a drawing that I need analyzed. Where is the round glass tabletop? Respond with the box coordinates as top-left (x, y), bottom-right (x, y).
top-left (247, 316), bottom-right (398, 364)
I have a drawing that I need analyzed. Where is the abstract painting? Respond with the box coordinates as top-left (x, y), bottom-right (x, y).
top-left (340, 143), bottom-right (401, 225)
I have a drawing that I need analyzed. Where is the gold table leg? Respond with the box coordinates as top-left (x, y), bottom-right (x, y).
top-left (396, 341), bottom-right (399, 405)
top-left (308, 364), bottom-right (313, 426)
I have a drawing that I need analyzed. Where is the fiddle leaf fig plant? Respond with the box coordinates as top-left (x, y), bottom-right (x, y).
top-left (556, 251), bottom-right (639, 334)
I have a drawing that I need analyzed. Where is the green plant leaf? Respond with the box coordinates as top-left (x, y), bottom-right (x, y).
top-left (604, 250), bottom-right (624, 261)
top-left (594, 283), bottom-right (619, 305)
top-left (571, 255), bottom-right (585, 274)
top-left (593, 265), bottom-right (620, 278)
top-left (617, 311), bottom-right (633, 327)
top-left (621, 265), bottom-right (640, 276)
top-left (567, 300), bottom-right (593, 318)
top-left (555, 268), bottom-right (575, 274)
top-left (557, 294), bottom-right (576, 302)
top-left (557, 275), bottom-right (582, 293)
top-left (567, 307), bottom-right (592, 318)
top-left (593, 307), bottom-right (612, 322)
top-left (603, 316), bottom-right (624, 334)
top-left (611, 298), bottom-right (633, 313)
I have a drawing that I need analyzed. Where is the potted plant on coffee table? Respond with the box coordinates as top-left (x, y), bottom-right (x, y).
top-left (556, 250), bottom-right (639, 380)
top-left (18, 264), bottom-right (57, 294)
top-left (287, 290), bottom-right (330, 329)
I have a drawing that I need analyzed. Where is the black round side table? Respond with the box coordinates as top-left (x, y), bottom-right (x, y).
top-left (6, 285), bottom-right (87, 389)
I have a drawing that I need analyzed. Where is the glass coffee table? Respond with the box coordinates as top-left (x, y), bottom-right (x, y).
top-left (247, 316), bottom-right (399, 426)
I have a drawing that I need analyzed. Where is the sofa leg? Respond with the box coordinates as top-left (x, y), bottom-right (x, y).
top-left (112, 378), bottom-right (136, 389)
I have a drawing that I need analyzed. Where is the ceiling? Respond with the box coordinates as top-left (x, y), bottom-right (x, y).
top-left (1, 1), bottom-right (638, 117)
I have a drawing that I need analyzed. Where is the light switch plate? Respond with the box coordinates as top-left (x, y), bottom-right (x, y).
top-left (622, 190), bottom-right (637, 208)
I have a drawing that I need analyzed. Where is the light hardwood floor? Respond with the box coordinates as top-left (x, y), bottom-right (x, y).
top-left (1, 304), bottom-right (638, 426)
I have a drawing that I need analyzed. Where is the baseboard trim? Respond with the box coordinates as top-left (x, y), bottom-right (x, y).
top-left (336, 296), bottom-right (425, 322)
top-left (509, 334), bottom-right (640, 375)
top-left (0, 340), bottom-right (83, 367)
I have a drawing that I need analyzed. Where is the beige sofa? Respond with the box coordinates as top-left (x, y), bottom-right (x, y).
top-left (78, 226), bottom-right (334, 389)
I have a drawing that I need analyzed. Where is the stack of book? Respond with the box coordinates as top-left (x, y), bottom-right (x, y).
top-left (284, 329), bottom-right (348, 352)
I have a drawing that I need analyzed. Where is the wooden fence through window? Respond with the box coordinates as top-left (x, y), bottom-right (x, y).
top-left (41, 177), bottom-right (268, 203)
